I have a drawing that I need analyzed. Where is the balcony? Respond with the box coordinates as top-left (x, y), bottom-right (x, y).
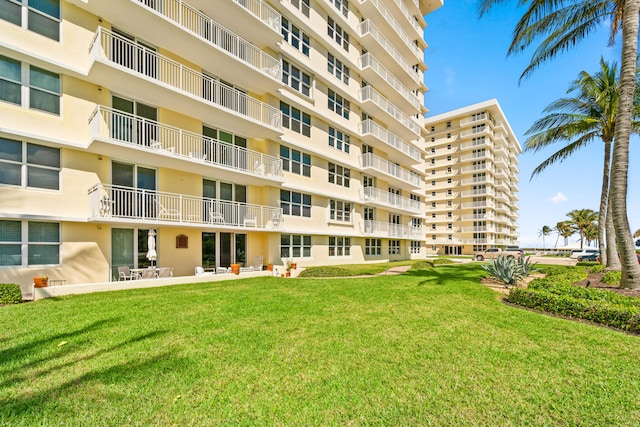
top-left (88, 184), bottom-right (283, 230)
top-left (388, 0), bottom-right (425, 36)
top-left (358, 0), bottom-right (425, 61)
top-left (358, 19), bottom-right (422, 86)
top-left (88, 27), bottom-right (282, 137)
top-left (359, 53), bottom-right (422, 114)
top-left (360, 120), bottom-right (422, 164)
top-left (360, 86), bottom-right (422, 139)
top-left (89, 106), bottom-right (283, 184)
top-left (360, 221), bottom-right (423, 239)
top-left (360, 153), bottom-right (422, 188)
top-left (461, 200), bottom-right (495, 209)
top-left (360, 187), bottom-right (423, 214)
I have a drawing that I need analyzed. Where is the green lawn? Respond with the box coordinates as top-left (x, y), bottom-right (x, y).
top-left (2, 263), bottom-right (640, 426)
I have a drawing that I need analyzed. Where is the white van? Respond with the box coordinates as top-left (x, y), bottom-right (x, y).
top-left (570, 248), bottom-right (599, 259)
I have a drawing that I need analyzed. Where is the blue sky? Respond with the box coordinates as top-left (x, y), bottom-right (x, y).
top-left (422, 1), bottom-right (640, 248)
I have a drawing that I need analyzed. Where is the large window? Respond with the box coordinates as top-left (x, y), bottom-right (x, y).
top-left (329, 200), bottom-right (351, 222)
top-left (280, 145), bottom-right (311, 177)
top-left (1, 0), bottom-right (60, 41)
top-left (282, 17), bottom-right (310, 56)
top-left (280, 190), bottom-right (311, 217)
top-left (332, 0), bottom-right (348, 16)
top-left (282, 60), bottom-right (311, 96)
top-left (328, 127), bottom-right (350, 153)
top-left (389, 239), bottom-right (400, 255)
top-left (281, 234), bottom-right (312, 258)
top-left (0, 138), bottom-right (60, 190)
top-left (0, 220), bottom-right (60, 266)
top-left (410, 241), bottom-right (421, 254)
top-left (329, 236), bottom-right (350, 257)
top-left (365, 238), bottom-right (381, 256)
top-left (327, 17), bottom-right (349, 51)
top-left (328, 89), bottom-right (349, 119)
top-left (0, 55), bottom-right (60, 114)
top-left (328, 162), bottom-right (350, 187)
top-left (280, 101), bottom-right (311, 137)
top-left (287, 0), bottom-right (310, 17)
top-left (327, 53), bottom-right (349, 84)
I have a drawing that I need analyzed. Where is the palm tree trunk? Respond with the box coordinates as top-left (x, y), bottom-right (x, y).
top-left (611, 0), bottom-right (640, 288)
top-left (606, 194), bottom-right (620, 269)
top-left (598, 139), bottom-right (610, 266)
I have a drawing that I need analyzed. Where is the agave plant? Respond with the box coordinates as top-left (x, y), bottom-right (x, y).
top-left (516, 255), bottom-right (539, 276)
top-left (482, 255), bottom-right (527, 287)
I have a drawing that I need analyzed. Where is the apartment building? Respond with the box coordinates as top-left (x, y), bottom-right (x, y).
top-left (0, 0), bottom-right (441, 292)
top-left (423, 100), bottom-right (521, 255)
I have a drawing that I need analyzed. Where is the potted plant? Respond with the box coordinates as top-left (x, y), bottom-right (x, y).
top-left (33, 275), bottom-right (48, 288)
top-left (290, 260), bottom-right (297, 270)
top-left (285, 260), bottom-right (292, 277)
top-left (266, 262), bottom-right (273, 271)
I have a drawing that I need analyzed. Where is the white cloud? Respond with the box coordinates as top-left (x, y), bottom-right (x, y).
top-left (550, 192), bottom-right (568, 203)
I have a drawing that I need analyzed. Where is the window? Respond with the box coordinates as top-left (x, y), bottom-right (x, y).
top-left (431, 191), bottom-right (436, 197)
top-left (328, 89), bottom-right (349, 119)
top-left (389, 239), bottom-right (400, 255)
top-left (447, 223), bottom-right (453, 229)
top-left (281, 234), bottom-right (311, 258)
top-left (287, 0), bottom-right (310, 17)
top-left (431, 224), bottom-right (436, 230)
top-left (1, 0), bottom-right (60, 40)
top-left (328, 54), bottom-right (349, 84)
top-left (281, 190), bottom-right (311, 217)
top-left (447, 178), bottom-right (452, 184)
top-left (431, 180), bottom-right (435, 186)
top-left (282, 60), bottom-right (311, 96)
top-left (431, 213), bottom-right (436, 218)
top-left (280, 145), bottom-right (311, 177)
top-left (328, 127), bottom-right (350, 153)
top-left (332, 0), bottom-right (348, 16)
top-left (430, 159), bottom-right (435, 165)
top-left (447, 212), bottom-right (452, 218)
top-left (446, 133), bottom-right (451, 138)
top-left (447, 189), bottom-right (452, 196)
top-left (281, 17), bottom-right (310, 56)
top-left (446, 121), bottom-right (451, 128)
top-left (329, 236), bottom-right (350, 256)
top-left (0, 138), bottom-right (60, 189)
top-left (410, 241), bottom-right (421, 254)
top-left (328, 162), bottom-right (350, 187)
top-left (327, 17), bottom-right (349, 50)
top-left (431, 202), bottom-right (436, 208)
top-left (430, 148), bottom-right (435, 154)
top-left (0, 220), bottom-right (60, 266)
top-left (329, 199), bottom-right (351, 222)
top-left (447, 155), bottom-right (451, 161)
top-left (365, 238), bottom-right (381, 256)
top-left (410, 194), bottom-right (421, 202)
top-left (280, 101), bottom-right (311, 137)
top-left (447, 167), bottom-right (452, 174)
top-left (0, 56), bottom-right (60, 114)
top-left (447, 144), bottom-right (451, 150)
top-left (431, 137), bottom-right (435, 142)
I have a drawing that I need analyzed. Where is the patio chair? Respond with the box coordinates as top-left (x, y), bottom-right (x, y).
top-left (139, 268), bottom-right (157, 279)
top-left (158, 202), bottom-right (181, 220)
top-left (118, 266), bottom-right (137, 281)
top-left (157, 267), bottom-right (173, 278)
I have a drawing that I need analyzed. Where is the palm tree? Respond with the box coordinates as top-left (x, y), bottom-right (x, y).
top-left (477, 0), bottom-right (640, 288)
top-left (567, 209), bottom-right (598, 249)
top-left (556, 221), bottom-right (577, 247)
top-left (524, 58), bottom-right (627, 269)
top-left (538, 225), bottom-right (553, 249)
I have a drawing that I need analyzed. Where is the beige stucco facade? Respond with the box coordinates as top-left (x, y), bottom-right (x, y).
top-left (0, 0), bottom-right (447, 294)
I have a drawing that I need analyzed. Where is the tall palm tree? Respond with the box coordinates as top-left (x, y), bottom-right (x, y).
top-left (567, 209), bottom-right (598, 249)
top-left (556, 220), bottom-right (577, 247)
top-left (538, 225), bottom-right (553, 249)
top-left (477, 0), bottom-right (640, 287)
top-left (524, 58), bottom-right (627, 268)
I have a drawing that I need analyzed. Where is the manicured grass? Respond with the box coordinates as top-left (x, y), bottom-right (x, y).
top-left (2, 263), bottom-right (640, 425)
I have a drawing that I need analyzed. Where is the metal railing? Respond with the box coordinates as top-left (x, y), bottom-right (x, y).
top-left (358, 19), bottom-right (421, 84)
top-left (360, 186), bottom-right (423, 212)
top-left (90, 106), bottom-right (283, 178)
top-left (391, 0), bottom-right (423, 34)
top-left (88, 184), bottom-right (283, 229)
top-left (360, 86), bottom-right (421, 135)
top-left (133, 0), bottom-right (281, 78)
top-left (361, 0), bottom-right (423, 59)
top-left (360, 220), bottom-right (423, 238)
top-left (90, 27), bottom-right (282, 130)
top-left (359, 53), bottom-right (421, 111)
top-left (360, 153), bottom-right (422, 187)
top-left (360, 119), bottom-right (422, 162)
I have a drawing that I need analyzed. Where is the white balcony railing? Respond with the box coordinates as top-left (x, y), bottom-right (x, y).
top-left (360, 0), bottom-right (423, 59)
top-left (90, 106), bottom-right (283, 178)
top-left (134, 0), bottom-right (281, 78)
top-left (359, 53), bottom-right (421, 111)
top-left (391, 0), bottom-right (423, 34)
top-left (360, 220), bottom-right (423, 238)
top-left (88, 184), bottom-right (283, 229)
top-left (360, 187), bottom-right (423, 212)
top-left (360, 119), bottom-right (422, 162)
top-left (90, 27), bottom-right (282, 130)
top-left (358, 19), bottom-right (420, 84)
top-left (360, 86), bottom-right (421, 135)
top-left (360, 153), bottom-right (422, 187)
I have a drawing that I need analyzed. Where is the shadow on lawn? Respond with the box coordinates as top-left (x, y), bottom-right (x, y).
top-left (403, 264), bottom-right (486, 286)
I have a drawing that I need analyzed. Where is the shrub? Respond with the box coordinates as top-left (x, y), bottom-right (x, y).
top-left (602, 270), bottom-right (622, 286)
top-left (432, 258), bottom-right (455, 265)
top-left (410, 261), bottom-right (434, 270)
top-left (0, 283), bottom-right (22, 305)
top-left (297, 266), bottom-right (354, 278)
top-left (482, 255), bottom-right (525, 287)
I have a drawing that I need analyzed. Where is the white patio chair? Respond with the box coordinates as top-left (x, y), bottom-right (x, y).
top-left (139, 268), bottom-right (157, 279)
top-left (118, 266), bottom-right (137, 281)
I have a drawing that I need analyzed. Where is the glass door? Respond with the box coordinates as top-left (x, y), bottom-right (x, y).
top-left (112, 228), bottom-right (134, 281)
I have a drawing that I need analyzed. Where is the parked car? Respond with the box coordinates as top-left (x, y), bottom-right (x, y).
top-left (570, 248), bottom-right (599, 259)
top-left (474, 248), bottom-right (501, 261)
top-left (577, 252), bottom-right (600, 262)
top-left (504, 247), bottom-right (524, 257)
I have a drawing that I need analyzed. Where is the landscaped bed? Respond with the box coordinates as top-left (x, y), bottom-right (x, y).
top-left (2, 263), bottom-right (639, 425)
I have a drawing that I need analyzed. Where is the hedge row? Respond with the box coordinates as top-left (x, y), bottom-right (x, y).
top-left (0, 283), bottom-right (22, 305)
top-left (507, 287), bottom-right (640, 334)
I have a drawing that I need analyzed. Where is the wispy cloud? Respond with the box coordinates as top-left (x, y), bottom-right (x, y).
top-left (444, 67), bottom-right (456, 85)
top-left (550, 192), bottom-right (568, 203)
